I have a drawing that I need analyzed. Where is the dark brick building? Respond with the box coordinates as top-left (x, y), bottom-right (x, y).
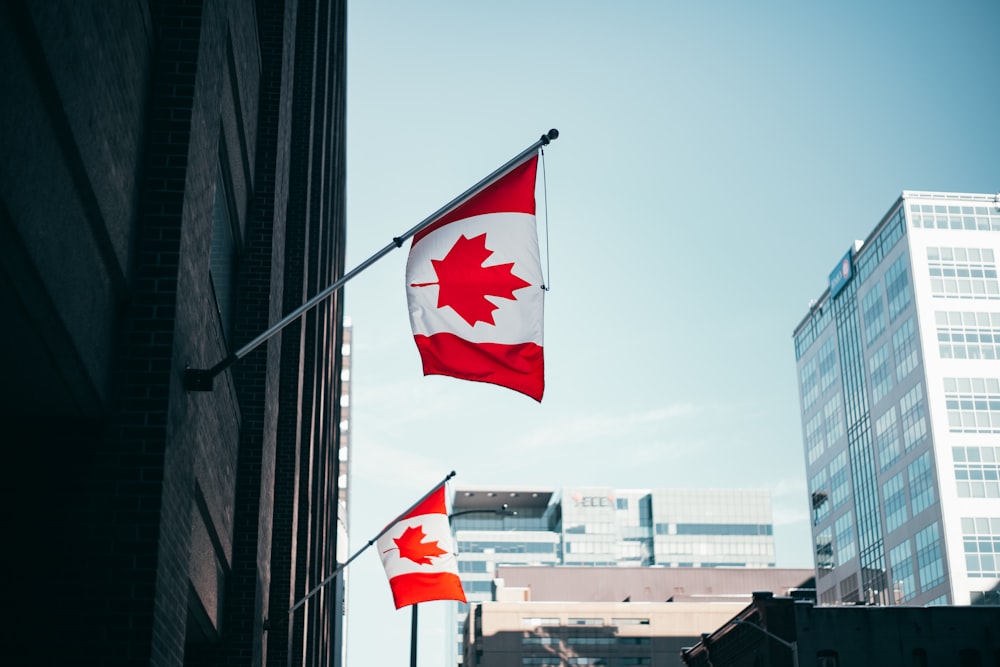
top-left (1, 1), bottom-right (348, 666)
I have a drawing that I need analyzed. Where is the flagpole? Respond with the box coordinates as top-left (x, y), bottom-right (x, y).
top-left (272, 470), bottom-right (457, 626)
top-left (184, 129), bottom-right (559, 391)
top-left (410, 605), bottom-right (419, 667)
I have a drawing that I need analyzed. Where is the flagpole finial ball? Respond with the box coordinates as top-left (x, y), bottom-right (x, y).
top-left (546, 128), bottom-right (559, 142)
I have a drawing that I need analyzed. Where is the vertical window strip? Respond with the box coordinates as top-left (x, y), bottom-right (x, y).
top-left (907, 452), bottom-right (936, 516)
top-left (823, 393), bottom-right (844, 449)
top-left (900, 382), bottom-right (928, 451)
top-left (886, 255), bottom-right (912, 322)
top-left (882, 472), bottom-right (908, 533)
top-left (830, 451), bottom-right (851, 509)
top-left (800, 357), bottom-right (820, 412)
top-left (819, 337), bottom-right (838, 392)
top-left (868, 343), bottom-right (894, 404)
top-left (862, 283), bottom-right (886, 347)
top-left (889, 540), bottom-right (916, 602)
top-left (874, 407), bottom-right (901, 472)
top-left (915, 522), bottom-right (945, 590)
top-left (892, 316), bottom-right (919, 381)
top-left (834, 511), bottom-right (856, 565)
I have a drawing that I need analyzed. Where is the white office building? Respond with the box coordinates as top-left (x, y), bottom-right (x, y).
top-left (793, 191), bottom-right (1000, 607)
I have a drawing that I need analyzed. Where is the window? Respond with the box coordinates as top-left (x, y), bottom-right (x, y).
top-left (936, 311), bottom-right (1000, 360)
top-left (944, 377), bottom-right (1000, 433)
top-left (869, 343), bottom-right (893, 404)
top-left (910, 202), bottom-right (1000, 231)
top-left (211, 164), bottom-right (238, 344)
top-left (883, 472), bottom-right (908, 533)
top-left (885, 255), bottom-right (912, 321)
top-left (823, 394), bottom-right (844, 448)
top-left (961, 517), bottom-right (1000, 578)
top-left (806, 413), bottom-right (825, 465)
top-left (819, 337), bottom-right (838, 391)
top-left (811, 470), bottom-right (830, 525)
top-left (890, 540), bottom-right (916, 602)
top-left (927, 246), bottom-right (1000, 300)
top-left (953, 446), bottom-right (1000, 498)
top-left (900, 383), bottom-right (928, 451)
top-left (892, 317), bottom-right (919, 380)
top-left (834, 511), bottom-right (856, 565)
top-left (874, 408), bottom-right (901, 471)
top-left (908, 452), bottom-right (936, 516)
top-left (801, 357), bottom-right (820, 411)
top-left (862, 283), bottom-right (886, 346)
top-left (830, 452), bottom-right (851, 509)
top-left (916, 523), bottom-right (945, 589)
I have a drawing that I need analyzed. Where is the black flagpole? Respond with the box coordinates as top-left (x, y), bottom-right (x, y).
top-left (410, 605), bottom-right (419, 667)
top-left (184, 129), bottom-right (559, 391)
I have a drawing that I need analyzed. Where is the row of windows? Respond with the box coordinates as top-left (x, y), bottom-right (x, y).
top-left (910, 202), bottom-right (1000, 232)
top-left (953, 446), bottom-right (1000, 498)
top-left (654, 523), bottom-right (773, 536)
top-left (962, 516), bottom-right (1000, 578)
top-left (936, 310), bottom-right (1000, 360)
top-left (927, 246), bottom-right (1000, 299)
top-left (944, 377), bottom-right (1000, 433)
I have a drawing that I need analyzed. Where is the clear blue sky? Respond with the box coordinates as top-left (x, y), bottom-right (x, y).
top-left (342, 1), bottom-right (999, 663)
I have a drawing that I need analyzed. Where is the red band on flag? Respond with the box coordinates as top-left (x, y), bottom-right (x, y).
top-left (414, 333), bottom-right (544, 402)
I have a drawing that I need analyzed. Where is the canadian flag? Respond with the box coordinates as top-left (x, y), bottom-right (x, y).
top-left (377, 485), bottom-right (466, 609)
top-left (405, 155), bottom-right (544, 401)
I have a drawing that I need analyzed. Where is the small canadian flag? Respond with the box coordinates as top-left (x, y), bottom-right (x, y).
top-left (377, 485), bottom-right (466, 609)
top-left (405, 155), bottom-right (544, 401)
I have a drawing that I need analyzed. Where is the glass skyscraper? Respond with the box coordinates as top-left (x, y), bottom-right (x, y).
top-left (448, 485), bottom-right (775, 665)
top-left (794, 191), bottom-right (1000, 608)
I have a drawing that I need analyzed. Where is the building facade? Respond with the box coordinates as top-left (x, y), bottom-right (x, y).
top-left (794, 191), bottom-right (1000, 607)
top-left (464, 600), bottom-right (748, 667)
top-left (681, 591), bottom-right (1000, 667)
top-left (1, 1), bottom-right (348, 666)
top-left (449, 486), bottom-right (777, 664)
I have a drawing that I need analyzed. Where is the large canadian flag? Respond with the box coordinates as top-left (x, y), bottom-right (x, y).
top-left (405, 155), bottom-right (544, 401)
top-left (377, 485), bottom-right (466, 609)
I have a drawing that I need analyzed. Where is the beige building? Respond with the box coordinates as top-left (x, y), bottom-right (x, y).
top-left (461, 566), bottom-right (816, 666)
top-left (464, 600), bottom-right (745, 667)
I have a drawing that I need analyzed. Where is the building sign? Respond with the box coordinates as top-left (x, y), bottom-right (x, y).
top-left (571, 494), bottom-right (613, 508)
top-left (828, 248), bottom-right (854, 299)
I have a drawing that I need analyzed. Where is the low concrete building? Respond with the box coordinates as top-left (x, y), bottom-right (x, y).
top-left (465, 600), bottom-right (746, 667)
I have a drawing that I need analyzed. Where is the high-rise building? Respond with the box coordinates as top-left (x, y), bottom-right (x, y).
top-left (793, 191), bottom-right (1000, 608)
top-left (2, 2), bottom-right (348, 665)
top-left (448, 486), bottom-right (777, 664)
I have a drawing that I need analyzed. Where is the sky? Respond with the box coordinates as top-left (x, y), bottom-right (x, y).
top-left (341, 1), bottom-right (999, 664)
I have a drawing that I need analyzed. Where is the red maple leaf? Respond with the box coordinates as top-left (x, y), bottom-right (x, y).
top-left (411, 233), bottom-right (531, 326)
top-left (393, 524), bottom-right (448, 565)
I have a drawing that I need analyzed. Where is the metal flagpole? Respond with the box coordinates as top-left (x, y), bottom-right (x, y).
top-left (184, 129), bottom-right (559, 391)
